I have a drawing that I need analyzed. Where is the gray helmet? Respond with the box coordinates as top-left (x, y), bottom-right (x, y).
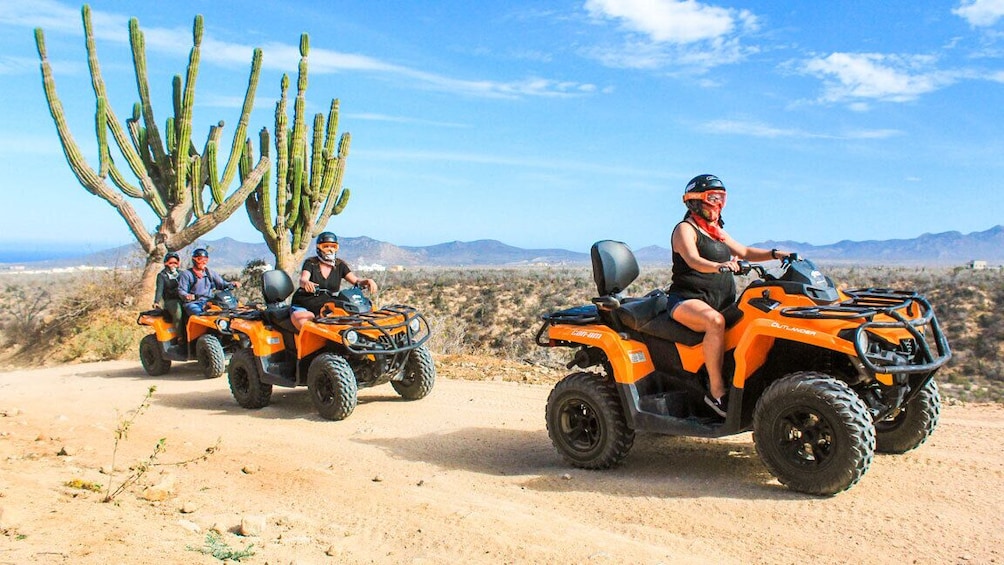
top-left (164, 251), bottom-right (180, 263)
top-left (192, 248), bottom-right (209, 258)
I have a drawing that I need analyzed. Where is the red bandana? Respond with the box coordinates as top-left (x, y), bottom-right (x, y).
top-left (689, 214), bottom-right (726, 242)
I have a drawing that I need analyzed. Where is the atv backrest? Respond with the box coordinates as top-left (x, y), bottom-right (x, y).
top-left (591, 240), bottom-right (639, 297)
top-left (262, 269), bottom-right (295, 304)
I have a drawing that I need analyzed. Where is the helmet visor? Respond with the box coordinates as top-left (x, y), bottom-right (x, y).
top-left (683, 190), bottom-right (727, 207)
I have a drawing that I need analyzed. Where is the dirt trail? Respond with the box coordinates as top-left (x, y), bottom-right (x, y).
top-left (0, 359), bottom-right (1001, 564)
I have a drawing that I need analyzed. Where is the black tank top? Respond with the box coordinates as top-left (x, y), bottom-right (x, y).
top-left (668, 221), bottom-right (736, 311)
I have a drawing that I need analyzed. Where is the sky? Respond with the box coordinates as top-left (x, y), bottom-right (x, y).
top-left (1, 0), bottom-right (1003, 254)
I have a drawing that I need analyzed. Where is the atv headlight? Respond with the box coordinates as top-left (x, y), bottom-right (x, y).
top-left (215, 319), bottom-right (230, 332)
top-left (408, 318), bottom-right (421, 333)
top-left (343, 330), bottom-right (359, 345)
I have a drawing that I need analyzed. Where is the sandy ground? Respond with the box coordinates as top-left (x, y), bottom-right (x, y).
top-left (0, 358), bottom-right (1002, 565)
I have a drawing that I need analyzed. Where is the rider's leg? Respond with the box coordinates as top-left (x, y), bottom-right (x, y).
top-left (290, 308), bottom-right (315, 331)
top-left (670, 299), bottom-right (728, 400)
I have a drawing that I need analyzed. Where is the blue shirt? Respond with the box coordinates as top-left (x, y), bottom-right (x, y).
top-left (177, 267), bottom-right (229, 301)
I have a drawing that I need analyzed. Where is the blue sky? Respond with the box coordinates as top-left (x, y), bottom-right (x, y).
top-left (1, 0), bottom-right (1002, 253)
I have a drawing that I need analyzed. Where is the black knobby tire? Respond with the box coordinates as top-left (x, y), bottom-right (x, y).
top-left (195, 334), bottom-right (227, 379)
top-left (139, 334), bottom-right (171, 376)
top-left (545, 372), bottom-right (635, 469)
top-left (753, 372), bottom-right (875, 496)
top-left (875, 379), bottom-right (941, 454)
top-left (392, 345), bottom-right (436, 400)
top-left (307, 353), bottom-right (358, 421)
top-left (227, 348), bottom-right (272, 409)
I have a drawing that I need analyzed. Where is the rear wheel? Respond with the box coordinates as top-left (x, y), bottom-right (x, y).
top-left (392, 345), bottom-right (436, 400)
top-left (228, 349), bottom-right (272, 409)
top-left (875, 379), bottom-right (940, 454)
top-left (545, 372), bottom-right (634, 469)
top-left (195, 334), bottom-right (226, 379)
top-left (139, 334), bottom-right (171, 376)
top-left (754, 372), bottom-right (875, 496)
top-left (307, 353), bottom-right (358, 421)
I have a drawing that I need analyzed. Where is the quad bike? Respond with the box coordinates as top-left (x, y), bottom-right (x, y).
top-left (225, 270), bottom-right (436, 420)
top-left (137, 287), bottom-right (244, 379)
top-left (536, 240), bottom-right (951, 495)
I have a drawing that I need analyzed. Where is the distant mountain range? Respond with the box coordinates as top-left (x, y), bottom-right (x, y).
top-left (3, 225), bottom-right (1002, 270)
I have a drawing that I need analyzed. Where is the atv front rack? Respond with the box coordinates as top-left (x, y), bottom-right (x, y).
top-left (781, 288), bottom-right (951, 375)
top-left (314, 304), bottom-right (431, 355)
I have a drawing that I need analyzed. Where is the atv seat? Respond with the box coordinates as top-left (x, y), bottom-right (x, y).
top-left (617, 292), bottom-right (743, 346)
top-left (589, 240), bottom-right (742, 346)
top-left (262, 269), bottom-right (298, 335)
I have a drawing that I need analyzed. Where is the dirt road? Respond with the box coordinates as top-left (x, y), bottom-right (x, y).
top-left (1, 359), bottom-right (1001, 564)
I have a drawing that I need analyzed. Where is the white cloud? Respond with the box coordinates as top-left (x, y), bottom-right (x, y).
top-left (953, 0), bottom-right (1004, 26)
top-left (801, 52), bottom-right (956, 105)
top-left (704, 119), bottom-right (902, 140)
top-left (14, 1), bottom-right (601, 100)
top-left (583, 0), bottom-right (758, 72)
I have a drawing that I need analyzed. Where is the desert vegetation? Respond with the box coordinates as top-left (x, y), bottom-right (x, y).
top-left (1, 262), bottom-right (1000, 402)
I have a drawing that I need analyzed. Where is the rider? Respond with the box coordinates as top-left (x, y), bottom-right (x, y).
top-left (177, 248), bottom-right (240, 315)
top-left (153, 251), bottom-right (183, 326)
top-left (290, 232), bottom-right (378, 330)
top-left (667, 174), bottom-right (793, 417)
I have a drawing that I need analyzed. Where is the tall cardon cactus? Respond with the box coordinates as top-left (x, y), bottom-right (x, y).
top-left (34, 5), bottom-right (269, 301)
top-left (242, 33), bottom-right (350, 275)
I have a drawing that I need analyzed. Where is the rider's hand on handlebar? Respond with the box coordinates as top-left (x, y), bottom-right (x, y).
top-left (302, 280), bottom-right (317, 293)
top-left (717, 260), bottom-right (740, 273)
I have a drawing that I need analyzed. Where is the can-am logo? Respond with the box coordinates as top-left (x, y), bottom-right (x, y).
top-left (770, 321), bottom-right (817, 336)
top-left (570, 330), bottom-right (603, 340)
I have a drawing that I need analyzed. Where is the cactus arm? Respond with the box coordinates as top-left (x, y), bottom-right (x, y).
top-left (128, 17), bottom-right (173, 196)
top-left (216, 48), bottom-right (262, 198)
top-left (175, 155), bottom-right (269, 245)
top-left (35, 27), bottom-right (155, 253)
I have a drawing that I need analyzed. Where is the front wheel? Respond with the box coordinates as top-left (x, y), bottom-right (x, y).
top-left (139, 334), bottom-right (171, 376)
top-left (195, 334), bottom-right (227, 379)
top-left (307, 353), bottom-right (358, 421)
top-left (754, 372), bottom-right (875, 496)
top-left (875, 379), bottom-right (940, 454)
top-left (545, 372), bottom-right (634, 469)
top-left (228, 348), bottom-right (272, 409)
top-left (392, 345), bottom-right (436, 400)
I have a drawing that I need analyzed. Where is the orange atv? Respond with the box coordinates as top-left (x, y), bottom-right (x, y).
top-left (536, 240), bottom-right (951, 495)
top-left (225, 270), bottom-right (435, 420)
top-left (137, 287), bottom-right (245, 379)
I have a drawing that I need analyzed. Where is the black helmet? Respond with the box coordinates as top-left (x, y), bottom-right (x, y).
top-left (685, 174), bottom-right (725, 194)
top-left (316, 232), bottom-right (338, 245)
top-left (192, 248), bottom-right (209, 258)
top-left (684, 174), bottom-right (726, 217)
top-left (164, 251), bottom-right (180, 263)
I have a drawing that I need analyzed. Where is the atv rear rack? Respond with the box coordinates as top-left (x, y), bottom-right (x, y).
top-left (315, 304), bottom-right (431, 355)
top-left (781, 288), bottom-right (951, 375)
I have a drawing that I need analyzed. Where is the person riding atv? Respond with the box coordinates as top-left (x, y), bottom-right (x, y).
top-left (138, 281), bottom-right (244, 379)
top-left (290, 231), bottom-right (377, 330)
top-left (225, 269), bottom-right (436, 421)
top-left (536, 240), bottom-right (950, 495)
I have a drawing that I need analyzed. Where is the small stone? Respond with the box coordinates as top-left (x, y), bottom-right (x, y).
top-left (326, 545), bottom-right (341, 557)
top-left (241, 464), bottom-right (259, 475)
top-left (180, 501), bottom-right (198, 514)
top-left (561, 473), bottom-right (572, 480)
top-left (178, 519), bottom-right (201, 533)
top-left (1, 408), bottom-right (20, 417)
top-left (239, 514), bottom-right (267, 537)
top-left (35, 434), bottom-right (48, 442)
top-left (416, 479), bottom-right (425, 487)
top-left (140, 474), bottom-right (176, 502)
top-left (57, 446), bottom-right (76, 457)
top-left (99, 465), bottom-right (114, 475)
top-left (372, 475), bottom-right (383, 483)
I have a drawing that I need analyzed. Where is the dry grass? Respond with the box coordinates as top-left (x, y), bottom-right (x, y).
top-left (1, 262), bottom-right (1000, 402)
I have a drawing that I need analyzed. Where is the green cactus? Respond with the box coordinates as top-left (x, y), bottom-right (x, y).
top-left (34, 5), bottom-right (269, 300)
top-left (242, 32), bottom-right (351, 274)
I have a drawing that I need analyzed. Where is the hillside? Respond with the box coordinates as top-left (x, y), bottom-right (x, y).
top-left (2, 225), bottom-right (1002, 269)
